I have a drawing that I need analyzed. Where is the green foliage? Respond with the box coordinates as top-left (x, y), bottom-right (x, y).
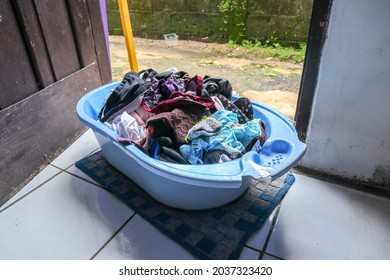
top-left (218, 0), bottom-right (247, 43)
top-left (218, 0), bottom-right (245, 13)
top-left (227, 39), bottom-right (307, 63)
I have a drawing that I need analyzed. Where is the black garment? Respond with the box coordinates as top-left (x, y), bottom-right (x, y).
top-left (150, 137), bottom-right (189, 164)
top-left (202, 150), bottom-right (242, 164)
top-left (245, 120), bottom-right (268, 153)
top-left (98, 72), bottom-right (150, 122)
top-left (138, 68), bottom-right (158, 82)
top-left (139, 68), bottom-right (191, 84)
top-left (233, 97), bottom-right (254, 121)
top-left (214, 94), bottom-right (250, 124)
top-left (203, 76), bottom-right (233, 99)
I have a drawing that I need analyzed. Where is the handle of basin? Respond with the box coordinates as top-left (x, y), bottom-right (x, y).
top-left (241, 152), bottom-right (272, 185)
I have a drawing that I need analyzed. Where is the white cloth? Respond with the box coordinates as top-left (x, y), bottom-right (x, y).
top-left (105, 111), bottom-right (145, 141)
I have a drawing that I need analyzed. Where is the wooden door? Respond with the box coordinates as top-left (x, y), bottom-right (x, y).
top-left (0, 0), bottom-right (111, 206)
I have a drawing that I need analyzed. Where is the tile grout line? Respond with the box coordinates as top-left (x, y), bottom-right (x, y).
top-left (60, 164), bottom-right (100, 185)
top-left (1, 144), bottom-right (100, 213)
top-left (258, 204), bottom-right (283, 260)
top-left (63, 170), bottom-right (104, 188)
top-left (0, 167), bottom-right (63, 213)
top-left (243, 245), bottom-right (264, 259)
top-left (61, 165), bottom-right (113, 193)
top-left (50, 147), bottom-right (101, 171)
top-left (50, 148), bottom-right (103, 187)
top-left (89, 213), bottom-right (137, 260)
top-left (244, 244), bottom-right (262, 253)
top-left (263, 252), bottom-right (285, 260)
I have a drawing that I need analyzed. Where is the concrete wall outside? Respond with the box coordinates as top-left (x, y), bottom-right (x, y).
top-left (300, 0), bottom-right (390, 191)
top-left (106, 0), bottom-right (313, 47)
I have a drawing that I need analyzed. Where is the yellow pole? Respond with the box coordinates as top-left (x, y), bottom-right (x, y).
top-left (118, 0), bottom-right (139, 72)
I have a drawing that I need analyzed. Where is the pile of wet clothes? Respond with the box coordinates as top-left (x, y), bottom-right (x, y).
top-left (98, 68), bottom-right (267, 165)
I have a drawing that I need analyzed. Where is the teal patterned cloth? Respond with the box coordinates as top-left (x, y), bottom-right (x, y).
top-left (180, 110), bottom-right (263, 164)
top-left (76, 150), bottom-right (295, 260)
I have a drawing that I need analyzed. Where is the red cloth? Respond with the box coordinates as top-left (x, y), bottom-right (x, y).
top-left (185, 75), bottom-right (203, 96)
top-left (143, 91), bottom-right (215, 114)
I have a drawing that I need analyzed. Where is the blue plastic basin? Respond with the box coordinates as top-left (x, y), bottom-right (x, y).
top-left (76, 82), bottom-right (306, 210)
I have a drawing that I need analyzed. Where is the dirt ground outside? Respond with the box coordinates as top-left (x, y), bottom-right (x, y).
top-left (109, 36), bottom-right (303, 119)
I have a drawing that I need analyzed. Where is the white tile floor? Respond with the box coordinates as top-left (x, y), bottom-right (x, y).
top-left (1, 129), bottom-right (389, 260)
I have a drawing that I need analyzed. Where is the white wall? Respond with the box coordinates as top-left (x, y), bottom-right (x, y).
top-left (300, 0), bottom-right (390, 189)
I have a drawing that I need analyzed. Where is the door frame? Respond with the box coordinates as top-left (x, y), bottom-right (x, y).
top-left (295, 0), bottom-right (333, 142)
